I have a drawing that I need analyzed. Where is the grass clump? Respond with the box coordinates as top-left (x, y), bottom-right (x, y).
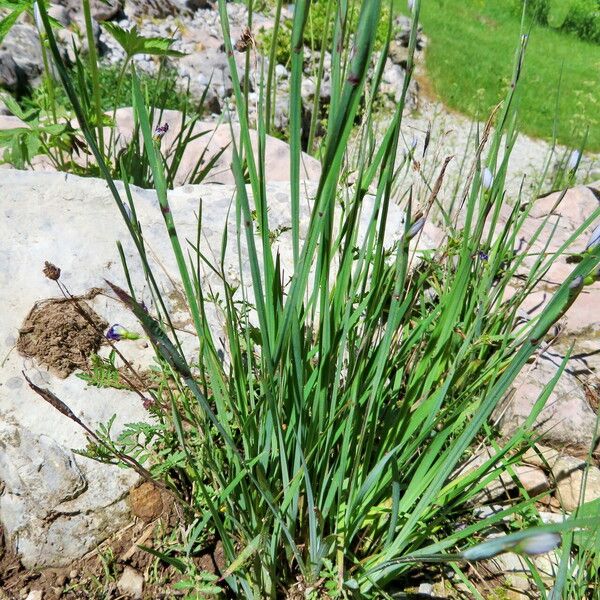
top-left (559, 0), bottom-right (600, 44)
top-left (20, 0), bottom-right (600, 597)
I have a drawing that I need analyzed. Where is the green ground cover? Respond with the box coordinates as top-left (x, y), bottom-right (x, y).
top-left (400, 0), bottom-right (600, 151)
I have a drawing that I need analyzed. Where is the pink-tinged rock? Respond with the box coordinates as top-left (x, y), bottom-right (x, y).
top-left (552, 456), bottom-right (600, 512)
top-left (515, 185), bottom-right (599, 280)
top-left (505, 184), bottom-right (600, 337)
top-left (496, 358), bottom-right (599, 453)
top-left (0, 108), bottom-right (322, 184)
top-left (454, 446), bottom-right (549, 503)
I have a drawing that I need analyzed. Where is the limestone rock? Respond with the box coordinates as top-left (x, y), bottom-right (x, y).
top-left (127, 0), bottom-right (179, 18)
top-left (497, 357), bottom-right (599, 453)
top-left (0, 169), bottom-right (438, 568)
top-left (0, 25), bottom-right (44, 89)
top-left (522, 444), bottom-right (561, 470)
top-left (552, 456), bottom-right (600, 512)
top-left (0, 107), bottom-right (322, 185)
top-left (0, 51), bottom-right (22, 94)
top-left (455, 446), bottom-right (549, 503)
top-left (513, 184), bottom-right (600, 338)
top-left (55, 0), bottom-right (123, 22)
top-left (486, 549), bottom-right (558, 591)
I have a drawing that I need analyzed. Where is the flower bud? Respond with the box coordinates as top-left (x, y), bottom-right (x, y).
top-left (406, 216), bottom-right (425, 240)
top-left (482, 167), bottom-right (494, 191)
top-left (513, 533), bottom-right (561, 556)
top-left (33, 1), bottom-right (44, 34)
top-left (153, 123), bottom-right (169, 142)
top-left (567, 150), bottom-right (581, 171)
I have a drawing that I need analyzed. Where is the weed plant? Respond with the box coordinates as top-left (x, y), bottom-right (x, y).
top-left (18, 0), bottom-right (600, 597)
top-left (0, 2), bottom-right (211, 189)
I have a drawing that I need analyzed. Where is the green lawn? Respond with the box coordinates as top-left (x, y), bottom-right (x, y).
top-left (399, 0), bottom-right (600, 151)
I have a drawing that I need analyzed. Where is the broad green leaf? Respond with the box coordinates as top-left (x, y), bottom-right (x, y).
top-left (103, 23), bottom-right (186, 58)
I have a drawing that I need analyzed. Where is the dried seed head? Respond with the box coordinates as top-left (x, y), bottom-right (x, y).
top-left (43, 261), bottom-right (61, 281)
top-left (235, 27), bottom-right (255, 52)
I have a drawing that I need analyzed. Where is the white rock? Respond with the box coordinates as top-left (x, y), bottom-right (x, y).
top-left (0, 108), bottom-right (323, 186)
top-left (25, 592), bottom-right (43, 600)
top-left (496, 357), bottom-right (599, 453)
top-left (0, 169), bottom-right (439, 569)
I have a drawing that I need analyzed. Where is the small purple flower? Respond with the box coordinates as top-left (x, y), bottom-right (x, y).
top-left (142, 397), bottom-right (155, 410)
top-left (106, 324), bottom-right (140, 341)
top-left (472, 250), bottom-right (489, 261)
top-left (569, 275), bottom-right (584, 290)
top-left (153, 122), bottom-right (169, 142)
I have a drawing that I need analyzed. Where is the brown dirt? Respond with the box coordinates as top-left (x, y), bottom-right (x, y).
top-left (0, 491), bottom-right (204, 600)
top-left (17, 297), bottom-right (108, 378)
top-left (130, 482), bottom-right (164, 523)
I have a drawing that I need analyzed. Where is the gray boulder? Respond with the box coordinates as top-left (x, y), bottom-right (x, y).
top-left (0, 24), bottom-right (44, 90)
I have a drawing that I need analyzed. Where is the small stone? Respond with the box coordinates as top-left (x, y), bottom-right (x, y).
top-left (538, 511), bottom-right (567, 524)
top-left (117, 567), bottom-right (144, 599)
top-left (25, 592), bottom-right (43, 600)
top-left (275, 64), bottom-right (288, 78)
top-left (418, 582), bottom-right (433, 595)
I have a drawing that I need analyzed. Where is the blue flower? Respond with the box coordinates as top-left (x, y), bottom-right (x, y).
top-left (106, 324), bottom-right (140, 341)
top-left (153, 123), bottom-right (169, 142)
top-left (461, 531), bottom-right (561, 561)
top-left (512, 533), bottom-right (561, 556)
